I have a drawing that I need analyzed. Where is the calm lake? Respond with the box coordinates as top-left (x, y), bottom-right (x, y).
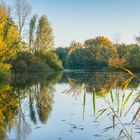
top-left (1, 71), bottom-right (140, 140)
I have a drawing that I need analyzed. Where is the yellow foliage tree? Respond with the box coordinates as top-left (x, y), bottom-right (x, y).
top-left (0, 4), bottom-right (22, 72)
top-left (95, 36), bottom-right (113, 47)
top-left (108, 56), bottom-right (127, 67)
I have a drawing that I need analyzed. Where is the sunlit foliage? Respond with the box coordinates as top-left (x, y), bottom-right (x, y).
top-left (0, 4), bottom-right (21, 72)
top-left (57, 36), bottom-right (140, 70)
top-left (35, 15), bottom-right (54, 54)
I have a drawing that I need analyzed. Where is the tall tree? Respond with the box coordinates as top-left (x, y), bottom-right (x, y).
top-left (28, 14), bottom-right (37, 52)
top-left (0, 3), bottom-right (21, 71)
top-left (35, 15), bottom-right (54, 54)
top-left (14, 0), bottom-right (31, 39)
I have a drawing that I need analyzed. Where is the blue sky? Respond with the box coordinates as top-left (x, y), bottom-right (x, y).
top-left (4, 0), bottom-right (140, 47)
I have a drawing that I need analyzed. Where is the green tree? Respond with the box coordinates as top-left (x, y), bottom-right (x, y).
top-left (56, 47), bottom-right (68, 67)
top-left (128, 44), bottom-right (140, 69)
top-left (66, 41), bottom-right (85, 69)
top-left (39, 50), bottom-right (63, 71)
top-left (28, 15), bottom-right (37, 52)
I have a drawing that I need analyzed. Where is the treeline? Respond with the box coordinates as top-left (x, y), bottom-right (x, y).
top-left (0, 0), bottom-right (62, 76)
top-left (56, 36), bottom-right (140, 70)
top-left (1, 0), bottom-right (140, 75)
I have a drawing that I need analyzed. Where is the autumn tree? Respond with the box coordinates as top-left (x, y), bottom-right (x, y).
top-left (0, 3), bottom-right (21, 72)
top-left (95, 36), bottom-right (112, 47)
top-left (84, 36), bottom-right (114, 65)
top-left (35, 15), bottom-right (54, 54)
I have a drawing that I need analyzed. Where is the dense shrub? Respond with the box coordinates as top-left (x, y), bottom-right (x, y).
top-left (11, 51), bottom-right (62, 73)
top-left (29, 60), bottom-right (48, 72)
top-left (13, 60), bottom-right (28, 72)
top-left (39, 51), bottom-right (63, 71)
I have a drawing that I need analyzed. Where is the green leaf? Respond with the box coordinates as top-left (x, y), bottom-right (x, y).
top-left (110, 90), bottom-right (114, 103)
top-left (121, 91), bottom-right (133, 115)
top-left (117, 92), bottom-right (120, 114)
top-left (82, 92), bottom-right (86, 120)
top-left (95, 107), bottom-right (108, 120)
top-left (125, 92), bottom-right (140, 116)
top-left (93, 89), bottom-right (96, 117)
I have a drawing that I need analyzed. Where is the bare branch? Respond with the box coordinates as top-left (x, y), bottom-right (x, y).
top-left (14, 0), bottom-right (31, 39)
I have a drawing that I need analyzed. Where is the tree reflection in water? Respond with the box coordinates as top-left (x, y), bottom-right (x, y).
top-left (0, 71), bottom-right (140, 139)
top-left (61, 71), bottom-right (140, 96)
top-left (0, 72), bottom-right (62, 140)
top-left (62, 71), bottom-right (140, 139)
top-left (0, 85), bottom-right (19, 140)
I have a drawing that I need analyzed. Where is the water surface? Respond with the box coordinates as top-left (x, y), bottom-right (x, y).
top-left (1, 71), bottom-right (140, 140)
